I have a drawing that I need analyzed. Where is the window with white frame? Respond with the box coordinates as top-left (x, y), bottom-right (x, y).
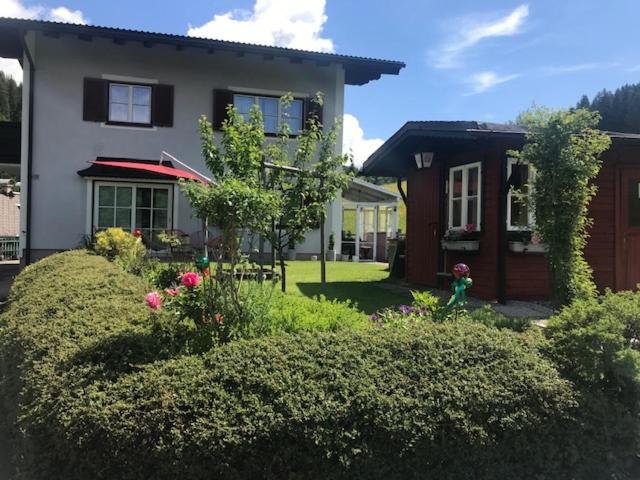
top-left (109, 83), bottom-right (152, 124)
top-left (94, 182), bottom-right (172, 241)
top-left (448, 162), bottom-right (482, 230)
top-left (507, 158), bottom-right (536, 230)
top-left (233, 94), bottom-right (304, 134)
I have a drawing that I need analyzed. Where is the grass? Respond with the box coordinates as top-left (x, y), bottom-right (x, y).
top-left (283, 260), bottom-right (411, 314)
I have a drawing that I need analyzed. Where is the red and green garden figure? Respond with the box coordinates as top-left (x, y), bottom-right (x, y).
top-left (446, 263), bottom-right (473, 309)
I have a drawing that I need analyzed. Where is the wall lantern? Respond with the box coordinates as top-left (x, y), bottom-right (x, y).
top-left (414, 151), bottom-right (434, 169)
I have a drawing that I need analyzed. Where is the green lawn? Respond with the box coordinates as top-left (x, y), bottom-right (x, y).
top-left (283, 260), bottom-right (411, 314)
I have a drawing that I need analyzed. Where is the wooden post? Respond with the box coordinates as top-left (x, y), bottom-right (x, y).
top-left (320, 179), bottom-right (326, 288)
top-left (354, 205), bottom-right (361, 262)
top-left (373, 205), bottom-right (379, 262)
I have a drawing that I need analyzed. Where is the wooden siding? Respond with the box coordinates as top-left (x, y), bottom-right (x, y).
top-left (404, 136), bottom-right (639, 301)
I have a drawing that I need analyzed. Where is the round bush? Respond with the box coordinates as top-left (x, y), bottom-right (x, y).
top-left (0, 251), bottom-right (592, 479)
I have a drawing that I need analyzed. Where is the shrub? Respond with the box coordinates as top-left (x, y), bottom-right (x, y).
top-left (93, 227), bottom-right (145, 272)
top-left (544, 290), bottom-right (640, 476)
top-left (0, 252), bottom-right (633, 479)
top-left (468, 305), bottom-right (531, 332)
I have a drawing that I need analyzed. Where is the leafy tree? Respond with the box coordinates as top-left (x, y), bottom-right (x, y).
top-left (512, 107), bottom-right (611, 306)
top-left (181, 106), bottom-right (283, 321)
top-left (264, 93), bottom-right (350, 291)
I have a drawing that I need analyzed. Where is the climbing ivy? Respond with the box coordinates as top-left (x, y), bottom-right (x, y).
top-left (512, 107), bottom-right (611, 306)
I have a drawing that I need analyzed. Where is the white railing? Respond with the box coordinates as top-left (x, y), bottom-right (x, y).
top-left (0, 236), bottom-right (19, 260)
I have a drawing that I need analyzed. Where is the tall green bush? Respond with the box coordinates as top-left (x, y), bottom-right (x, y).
top-left (513, 107), bottom-right (611, 306)
top-left (0, 251), bottom-right (587, 480)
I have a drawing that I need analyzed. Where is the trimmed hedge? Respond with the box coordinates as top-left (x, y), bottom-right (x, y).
top-left (0, 251), bottom-right (615, 479)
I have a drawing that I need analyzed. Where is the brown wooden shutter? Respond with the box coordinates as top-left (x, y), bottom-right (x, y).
top-left (212, 89), bottom-right (234, 130)
top-left (305, 97), bottom-right (323, 128)
top-left (83, 78), bottom-right (108, 122)
top-left (151, 84), bottom-right (174, 127)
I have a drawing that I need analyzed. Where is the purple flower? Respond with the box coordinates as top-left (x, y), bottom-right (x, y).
top-left (398, 305), bottom-right (415, 314)
top-left (369, 313), bottom-right (379, 322)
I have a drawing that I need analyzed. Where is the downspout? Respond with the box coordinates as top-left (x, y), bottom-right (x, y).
top-left (20, 31), bottom-right (35, 265)
top-left (396, 177), bottom-right (407, 206)
top-left (497, 150), bottom-right (508, 304)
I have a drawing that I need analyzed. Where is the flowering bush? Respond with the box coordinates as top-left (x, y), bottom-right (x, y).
top-left (94, 227), bottom-right (145, 272)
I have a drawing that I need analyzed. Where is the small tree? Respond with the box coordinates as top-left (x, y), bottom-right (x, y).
top-left (512, 107), bottom-right (611, 306)
top-left (181, 106), bottom-right (282, 324)
top-left (264, 94), bottom-right (350, 291)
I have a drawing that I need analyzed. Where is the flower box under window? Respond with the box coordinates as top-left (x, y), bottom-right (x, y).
top-left (441, 239), bottom-right (480, 251)
top-left (508, 241), bottom-right (548, 254)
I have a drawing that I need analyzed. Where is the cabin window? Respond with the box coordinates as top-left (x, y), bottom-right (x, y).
top-left (94, 182), bottom-right (172, 242)
top-left (507, 158), bottom-right (536, 230)
top-left (233, 94), bottom-right (304, 134)
top-left (448, 162), bottom-right (482, 230)
top-left (108, 83), bottom-right (152, 125)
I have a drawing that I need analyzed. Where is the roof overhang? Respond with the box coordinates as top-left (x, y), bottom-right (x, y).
top-left (343, 177), bottom-right (400, 204)
top-left (0, 17), bottom-right (405, 85)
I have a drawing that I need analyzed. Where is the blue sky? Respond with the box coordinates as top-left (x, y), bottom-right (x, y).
top-left (2, 0), bottom-right (640, 165)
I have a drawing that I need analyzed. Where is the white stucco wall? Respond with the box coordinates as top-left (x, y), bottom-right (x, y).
top-left (24, 31), bottom-right (345, 257)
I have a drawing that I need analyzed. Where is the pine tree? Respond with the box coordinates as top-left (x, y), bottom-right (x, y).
top-left (578, 83), bottom-right (640, 133)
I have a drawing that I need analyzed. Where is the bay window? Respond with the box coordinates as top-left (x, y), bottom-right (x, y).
top-left (507, 158), bottom-right (535, 230)
top-left (94, 182), bottom-right (172, 241)
top-left (448, 162), bottom-right (482, 230)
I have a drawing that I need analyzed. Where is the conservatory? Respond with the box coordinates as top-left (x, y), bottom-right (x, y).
top-left (341, 178), bottom-right (401, 262)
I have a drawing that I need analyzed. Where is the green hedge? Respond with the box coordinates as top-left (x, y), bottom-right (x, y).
top-left (0, 251), bottom-right (623, 479)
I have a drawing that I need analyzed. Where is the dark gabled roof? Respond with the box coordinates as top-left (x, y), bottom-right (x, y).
top-left (362, 120), bottom-right (640, 177)
top-left (0, 17), bottom-right (405, 86)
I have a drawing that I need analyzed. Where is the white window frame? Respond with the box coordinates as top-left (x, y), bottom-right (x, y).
top-left (108, 83), bottom-right (152, 125)
top-left (506, 158), bottom-right (536, 231)
top-left (93, 181), bottom-right (173, 235)
top-left (232, 93), bottom-right (304, 134)
top-left (448, 162), bottom-right (482, 230)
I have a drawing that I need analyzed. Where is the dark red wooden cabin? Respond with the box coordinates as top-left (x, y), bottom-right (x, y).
top-left (362, 121), bottom-right (640, 302)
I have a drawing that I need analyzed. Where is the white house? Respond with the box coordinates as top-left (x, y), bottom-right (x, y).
top-left (0, 18), bottom-right (403, 265)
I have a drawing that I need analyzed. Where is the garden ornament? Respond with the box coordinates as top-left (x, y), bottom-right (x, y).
top-left (195, 255), bottom-right (210, 272)
top-left (446, 263), bottom-right (473, 309)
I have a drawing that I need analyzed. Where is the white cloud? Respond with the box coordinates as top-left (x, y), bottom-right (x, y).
top-left (0, 0), bottom-right (88, 82)
top-left (48, 6), bottom-right (88, 24)
top-left (542, 62), bottom-right (619, 75)
top-left (342, 114), bottom-right (384, 169)
top-left (187, 0), bottom-right (334, 52)
top-left (466, 71), bottom-right (519, 95)
top-left (430, 4), bottom-right (529, 69)
top-left (0, 58), bottom-right (23, 82)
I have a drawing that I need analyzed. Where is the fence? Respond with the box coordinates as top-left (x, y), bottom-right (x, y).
top-left (0, 236), bottom-right (19, 260)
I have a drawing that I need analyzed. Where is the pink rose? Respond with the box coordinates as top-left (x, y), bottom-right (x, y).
top-left (214, 313), bottom-right (224, 324)
top-left (181, 272), bottom-right (201, 288)
top-left (165, 288), bottom-right (180, 297)
top-left (145, 291), bottom-right (162, 310)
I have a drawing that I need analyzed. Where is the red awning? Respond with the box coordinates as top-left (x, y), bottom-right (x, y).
top-left (92, 160), bottom-right (206, 183)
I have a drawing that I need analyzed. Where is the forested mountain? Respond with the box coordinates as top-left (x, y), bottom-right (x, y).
top-left (577, 82), bottom-right (640, 133)
top-left (0, 72), bottom-right (21, 122)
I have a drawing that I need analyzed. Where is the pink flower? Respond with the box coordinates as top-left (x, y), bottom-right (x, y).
top-left (181, 272), bottom-right (201, 288)
top-left (531, 233), bottom-right (542, 245)
top-left (214, 313), bottom-right (224, 324)
top-left (145, 291), bottom-right (162, 310)
top-left (165, 288), bottom-right (180, 297)
top-left (133, 229), bottom-right (142, 238)
top-left (465, 223), bottom-right (477, 232)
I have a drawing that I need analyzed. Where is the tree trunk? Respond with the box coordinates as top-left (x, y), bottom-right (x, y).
top-left (279, 250), bottom-right (287, 293)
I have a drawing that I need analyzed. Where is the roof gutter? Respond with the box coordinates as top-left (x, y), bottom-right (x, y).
top-left (20, 30), bottom-right (34, 265)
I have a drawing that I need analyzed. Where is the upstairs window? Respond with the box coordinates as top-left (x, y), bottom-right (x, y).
top-left (448, 162), bottom-right (482, 230)
top-left (507, 158), bottom-right (536, 230)
top-left (233, 94), bottom-right (304, 134)
top-left (109, 83), bottom-right (152, 125)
